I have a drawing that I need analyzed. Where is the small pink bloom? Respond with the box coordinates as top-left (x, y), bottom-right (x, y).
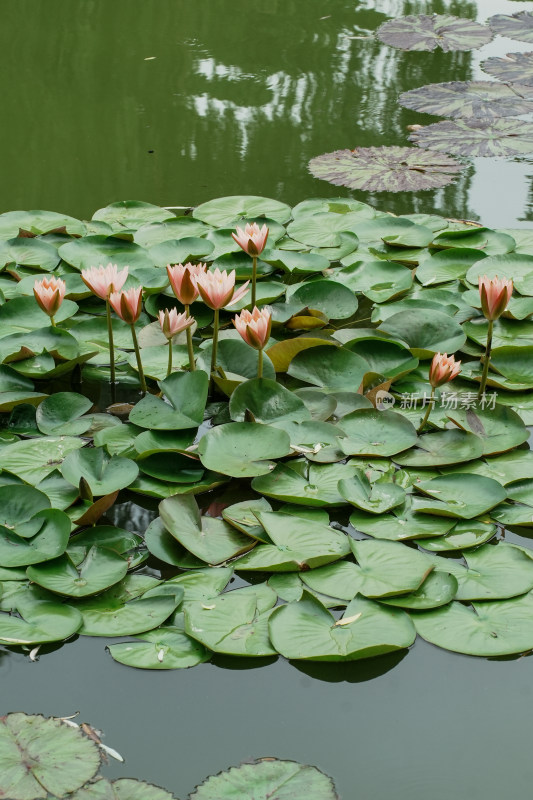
top-left (109, 287), bottom-right (143, 325)
top-left (479, 275), bottom-right (513, 321)
top-left (158, 308), bottom-right (194, 340)
top-left (196, 268), bottom-right (249, 310)
top-left (33, 276), bottom-right (66, 318)
top-left (233, 306), bottom-right (272, 350)
top-left (429, 352), bottom-right (461, 388)
top-left (231, 222), bottom-right (269, 256)
top-left (166, 262), bottom-right (207, 306)
top-left (81, 263), bottom-right (128, 299)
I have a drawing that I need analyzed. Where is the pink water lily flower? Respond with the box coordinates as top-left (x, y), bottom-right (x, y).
top-left (109, 287), bottom-right (143, 325)
top-left (479, 275), bottom-right (513, 321)
top-left (166, 262), bottom-right (207, 305)
top-left (429, 352), bottom-right (461, 388)
top-left (196, 268), bottom-right (249, 310)
top-left (233, 306), bottom-right (272, 350)
top-left (158, 308), bottom-right (194, 340)
top-left (231, 222), bottom-right (269, 256)
top-left (33, 276), bottom-right (66, 317)
top-left (81, 263), bottom-right (129, 299)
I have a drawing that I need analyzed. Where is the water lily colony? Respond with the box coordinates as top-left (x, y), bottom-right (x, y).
top-left (1, 195), bottom-right (533, 669)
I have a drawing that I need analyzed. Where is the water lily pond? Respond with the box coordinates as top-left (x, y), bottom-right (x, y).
top-left (4, 1), bottom-right (533, 799)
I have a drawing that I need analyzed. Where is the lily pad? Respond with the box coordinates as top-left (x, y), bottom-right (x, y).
top-left (412, 473), bottom-right (507, 518)
top-left (232, 510), bottom-right (350, 572)
top-left (379, 309), bottom-right (465, 357)
top-left (376, 14), bottom-right (492, 52)
top-left (35, 392), bottom-right (93, 436)
top-left (0, 712), bottom-right (100, 800)
top-left (399, 81), bottom-right (533, 119)
top-left (193, 195), bottom-right (291, 226)
top-left (410, 118), bottom-right (533, 158)
top-left (446, 404), bottom-right (528, 455)
top-left (482, 51), bottom-right (533, 87)
top-left (71, 586), bottom-right (182, 637)
top-left (108, 626), bottom-right (209, 670)
top-left (489, 11), bottom-right (533, 44)
top-left (417, 519), bottom-right (496, 552)
top-left (0, 600), bottom-right (82, 645)
top-left (0, 509), bottom-right (71, 567)
top-left (349, 504), bottom-right (455, 541)
top-left (159, 495), bottom-right (255, 564)
top-left (308, 147), bottom-right (462, 192)
top-left (229, 378), bottom-right (310, 424)
top-left (26, 546), bottom-right (129, 598)
top-left (222, 498), bottom-right (272, 543)
top-left (197, 422), bottom-right (291, 478)
top-left (380, 570), bottom-right (458, 610)
top-left (269, 592), bottom-right (415, 661)
top-left (189, 758), bottom-right (338, 800)
top-left (184, 584), bottom-right (277, 657)
top-left (454, 544), bottom-right (533, 601)
top-left (339, 409), bottom-right (417, 457)
top-left (60, 447), bottom-right (138, 496)
top-left (251, 460), bottom-right (359, 507)
top-left (0, 436), bottom-right (84, 484)
top-left (287, 345), bottom-right (369, 390)
top-left (394, 430), bottom-right (484, 467)
top-left (338, 471), bottom-right (405, 514)
top-left (413, 593), bottom-right (533, 656)
top-left (72, 778), bottom-right (177, 800)
top-left (129, 370), bottom-right (208, 430)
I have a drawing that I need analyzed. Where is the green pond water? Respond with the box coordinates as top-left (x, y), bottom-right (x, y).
top-left (3, 1), bottom-right (533, 798)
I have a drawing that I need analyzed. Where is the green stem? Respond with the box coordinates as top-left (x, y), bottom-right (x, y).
top-left (50, 315), bottom-right (56, 327)
top-left (106, 299), bottom-right (116, 387)
top-left (130, 323), bottom-right (147, 394)
top-left (167, 339), bottom-right (173, 378)
top-left (252, 255), bottom-right (257, 307)
top-left (478, 318), bottom-right (494, 401)
top-left (185, 303), bottom-right (195, 371)
top-left (257, 348), bottom-right (263, 379)
top-left (418, 387), bottom-right (435, 433)
top-left (209, 308), bottom-right (220, 394)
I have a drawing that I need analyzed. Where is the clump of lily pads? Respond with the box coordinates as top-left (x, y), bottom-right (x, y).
top-left (0, 195), bottom-right (532, 672)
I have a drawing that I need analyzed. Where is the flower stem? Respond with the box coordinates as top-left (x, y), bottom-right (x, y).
top-left (252, 255), bottom-right (257, 307)
top-left (50, 315), bottom-right (56, 327)
top-left (106, 299), bottom-right (116, 387)
top-left (185, 303), bottom-right (195, 371)
top-left (478, 318), bottom-right (494, 401)
top-left (130, 323), bottom-right (147, 394)
top-left (167, 339), bottom-right (173, 378)
top-left (257, 348), bottom-right (263, 379)
top-left (418, 387), bottom-right (435, 433)
top-left (209, 308), bottom-right (220, 395)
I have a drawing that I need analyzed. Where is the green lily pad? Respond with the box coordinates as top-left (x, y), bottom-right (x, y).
top-left (0, 712), bottom-right (100, 800)
top-left (0, 485), bottom-right (50, 530)
top-left (184, 584), bottom-right (277, 657)
top-left (35, 392), bottom-right (93, 436)
top-left (417, 519), bottom-right (497, 552)
top-left (108, 626), bottom-right (209, 670)
top-left (412, 473), bottom-right (507, 518)
top-left (380, 570), bottom-right (458, 610)
top-left (189, 758), bottom-right (338, 800)
top-left (446, 404), bottom-right (528, 455)
top-left (399, 81), bottom-right (533, 119)
top-left (339, 409), bottom-right (417, 457)
top-left (289, 280), bottom-right (358, 320)
top-left (229, 378), bottom-right (310, 424)
top-left (26, 546), bottom-right (129, 597)
top-left (67, 526), bottom-right (144, 564)
top-left (308, 147), bottom-right (462, 192)
top-left (302, 538), bottom-right (433, 599)
top-left (193, 195), bottom-right (291, 227)
top-left (129, 370), bottom-right (208, 430)
top-left (167, 567), bottom-right (234, 604)
top-left (72, 777), bottom-right (177, 800)
top-left (262, 250), bottom-right (329, 276)
top-left (489, 11), bottom-right (533, 44)
top-left (92, 200), bottom-right (175, 227)
top-left (394, 430), bottom-right (484, 467)
top-left (489, 347), bottom-right (533, 387)
top-left (379, 309), bottom-right (465, 357)
top-left (60, 447), bottom-right (138, 496)
top-left (410, 118), bottom-right (533, 158)
top-left (413, 593), bottom-right (533, 656)
top-left (222, 498), bottom-right (272, 543)
top-left (197, 422), bottom-right (291, 478)
top-left (350, 503), bottom-right (455, 541)
top-left (288, 345), bottom-right (369, 390)
top-left (0, 600), bottom-right (82, 645)
top-left (71, 586), bottom-right (182, 637)
top-left (232, 510), bottom-right (350, 572)
top-left (269, 592), bottom-right (415, 661)
top-left (376, 14), bottom-right (492, 51)
top-left (58, 235), bottom-right (153, 272)
top-left (416, 248), bottom-right (486, 286)
top-left (144, 517), bottom-right (206, 568)
top-left (440, 450), bottom-right (533, 486)
top-left (159, 495), bottom-right (255, 564)
top-left (0, 509), bottom-right (71, 567)
top-left (338, 471), bottom-right (405, 513)
top-left (0, 435), bottom-right (83, 484)
top-left (453, 544), bottom-right (533, 601)
top-left (251, 460), bottom-right (359, 507)
top-left (336, 261), bottom-right (413, 303)
top-left (134, 428), bottom-right (195, 457)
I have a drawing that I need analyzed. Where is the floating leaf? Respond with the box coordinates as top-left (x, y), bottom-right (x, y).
top-left (229, 378), bottom-right (310, 424)
top-left (417, 519), bottom-right (496, 552)
top-left (197, 422), bottom-right (291, 478)
top-left (446, 404), bottom-right (528, 455)
top-left (129, 370), bottom-right (208, 430)
top-left (454, 544), bottom-right (533, 601)
top-left (339, 409), bottom-right (417, 457)
top-left (394, 430), bottom-right (484, 467)
top-left (72, 777), bottom-right (177, 800)
top-left (269, 592), bottom-right (415, 661)
top-left (399, 81), bottom-right (533, 119)
top-left (251, 460), bottom-right (359, 507)
top-left (350, 504), bottom-right (455, 541)
top-left (0, 712), bottom-right (100, 800)
top-left (482, 51), bottom-right (533, 87)
top-left (0, 509), bottom-right (71, 568)
top-left (379, 309), bottom-right (465, 357)
top-left (376, 14), bottom-right (492, 51)
top-left (338, 471), bottom-right (405, 514)
top-left (308, 147), bottom-right (462, 192)
top-left (189, 758), bottom-right (338, 800)
top-left (61, 447), bottom-right (138, 496)
top-left (35, 392), bottom-right (93, 436)
top-left (0, 600), bottom-right (82, 645)
top-left (410, 118), bottom-right (533, 158)
top-left (71, 586), bottom-right (182, 637)
top-left (412, 473), bottom-right (507, 518)
top-left (489, 11), bottom-right (533, 44)
top-left (380, 571), bottom-right (458, 610)
top-left (26, 546), bottom-right (129, 598)
top-left (193, 195), bottom-right (291, 227)
top-left (108, 626), bottom-right (209, 670)
top-left (413, 593), bottom-right (533, 656)
top-left (288, 345), bottom-right (369, 390)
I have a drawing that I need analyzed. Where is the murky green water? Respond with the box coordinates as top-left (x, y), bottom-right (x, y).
top-left (3, 1), bottom-right (533, 798)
